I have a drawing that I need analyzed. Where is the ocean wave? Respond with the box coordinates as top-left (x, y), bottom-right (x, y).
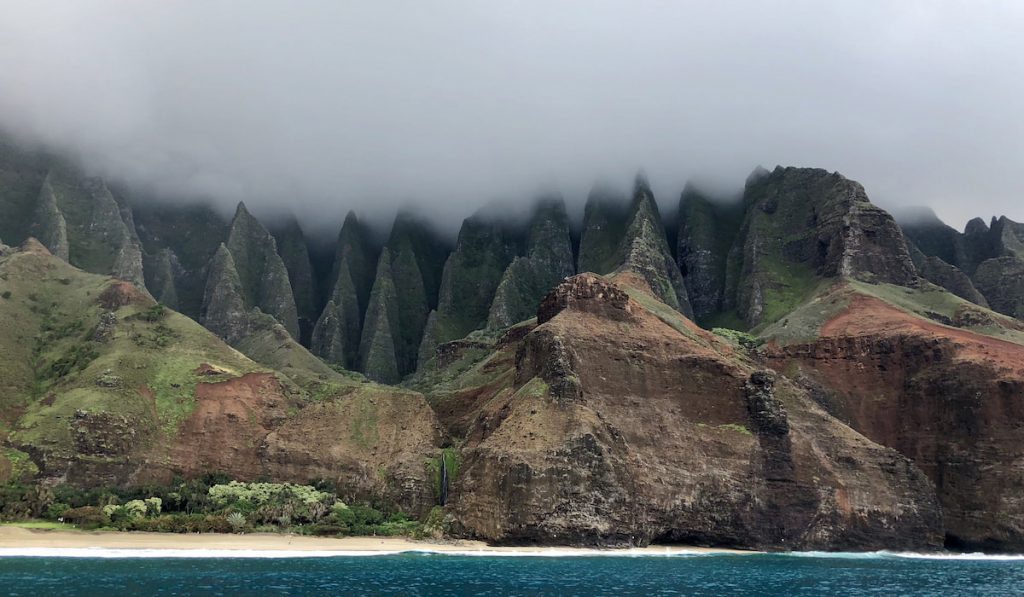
top-left (0, 547), bottom-right (724, 559)
top-left (2, 546), bottom-right (1020, 560)
top-left (781, 550), bottom-right (1024, 561)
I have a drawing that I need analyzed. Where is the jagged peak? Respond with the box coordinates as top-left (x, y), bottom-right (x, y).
top-left (965, 217), bottom-right (990, 235)
top-left (892, 206), bottom-right (946, 227)
top-left (233, 200), bottom-right (251, 220)
top-left (745, 165), bottom-right (770, 186)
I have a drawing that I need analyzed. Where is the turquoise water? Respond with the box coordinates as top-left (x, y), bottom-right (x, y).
top-left (2, 552), bottom-right (1023, 595)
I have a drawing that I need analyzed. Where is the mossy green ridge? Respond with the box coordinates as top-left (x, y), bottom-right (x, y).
top-left (722, 166), bottom-right (917, 327)
top-left (577, 175), bottom-right (691, 317)
top-left (133, 201), bottom-right (229, 319)
top-left (383, 211), bottom-right (449, 375)
top-left (200, 244), bottom-right (251, 344)
top-left (417, 212), bottom-right (519, 360)
top-left (906, 243), bottom-right (988, 307)
top-left (30, 175), bottom-right (70, 261)
top-left (487, 197), bottom-right (575, 329)
top-left (37, 166), bottom-right (146, 290)
top-left (312, 212), bottom-right (376, 370)
top-left (899, 210), bottom-right (1024, 320)
top-left (142, 248), bottom-right (180, 310)
top-left (0, 135), bottom-right (57, 248)
top-left (577, 184), bottom-right (630, 276)
top-left (0, 241), bottom-right (261, 483)
top-left (271, 216), bottom-right (318, 343)
top-left (223, 202), bottom-right (300, 339)
top-left (676, 184), bottom-right (743, 321)
top-left (359, 248), bottom-right (401, 384)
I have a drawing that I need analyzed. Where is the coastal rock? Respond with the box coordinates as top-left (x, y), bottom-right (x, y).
top-left (447, 274), bottom-right (942, 550)
top-left (768, 292), bottom-right (1024, 551)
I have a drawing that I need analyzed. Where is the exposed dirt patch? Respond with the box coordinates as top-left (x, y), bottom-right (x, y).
top-left (97, 280), bottom-right (152, 310)
top-left (821, 294), bottom-right (1024, 373)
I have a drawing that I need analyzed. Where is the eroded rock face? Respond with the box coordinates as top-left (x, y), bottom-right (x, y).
top-left (487, 197), bottom-right (575, 329)
top-left (577, 176), bottom-right (692, 317)
top-left (768, 294), bottom-right (1024, 551)
top-left (312, 212), bottom-right (376, 369)
top-left (901, 212), bottom-right (1024, 320)
top-left (224, 202), bottom-right (300, 339)
top-left (31, 175), bottom-right (69, 261)
top-left (726, 167), bottom-right (917, 326)
top-left (449, 274), bottom-right (943, 550)
top-left (271, 217), bottom-right (318, 343)
top-left (676, 186), bottom-right (743, 320)
top-left (359, 248), bottom-right (401, 383)
top-left (421, 213), bottom-right (519, 352)
top-left (908, 244), bottom-right (989, 306)
top-left (201, 244), bottom-right (251, 344)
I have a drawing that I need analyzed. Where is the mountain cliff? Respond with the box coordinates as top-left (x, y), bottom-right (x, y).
top-left (2, 135), bottom-right (1024, 551)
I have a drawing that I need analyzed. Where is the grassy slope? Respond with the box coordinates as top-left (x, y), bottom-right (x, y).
top-left (0, 246), bottom-right (263, 462)
top-left (1, 244), bottom-right (439, 488)
top-left (758, 278), bottom-right (1024, 347)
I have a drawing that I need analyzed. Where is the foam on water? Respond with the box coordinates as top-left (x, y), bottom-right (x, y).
top-left (0, 546), bottom-right (1021, 560)
top-left (0, 546), bottom-right (721, 559)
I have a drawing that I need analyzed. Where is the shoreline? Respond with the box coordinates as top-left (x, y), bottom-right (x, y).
top-left (0, 526), bottom-right (749, 556)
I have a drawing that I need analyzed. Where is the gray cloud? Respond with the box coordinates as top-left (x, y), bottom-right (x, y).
top-left (1, 1), bottom-right (1022, 235)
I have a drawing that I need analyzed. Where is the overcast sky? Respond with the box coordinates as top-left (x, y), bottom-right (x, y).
top-left (1, 1), bottom-right (1021, 234)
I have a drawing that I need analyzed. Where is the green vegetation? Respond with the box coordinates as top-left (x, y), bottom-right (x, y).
top-left (711, 328), bottom-right (762, 350)
top-left (427, 447), bottom-right (462, 501)
top-left (0, 477), bottom-right (437, 537)
top-left (717, 423), bottom-right (752, 436)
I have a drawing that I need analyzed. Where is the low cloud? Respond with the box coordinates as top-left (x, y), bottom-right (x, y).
top-left (1, 1), bottom-right (1022, 235)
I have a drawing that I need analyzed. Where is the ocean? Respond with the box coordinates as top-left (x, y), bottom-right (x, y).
top-left (1, 550), bottom-right (1022, 596)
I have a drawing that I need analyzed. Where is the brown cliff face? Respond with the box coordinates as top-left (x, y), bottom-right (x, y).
top-left (138, 373), bottom-right (444, 515)
top-left (768, 293), bottom-right (1024, 551)
top-left (446, 274), bottom-right (942, 550)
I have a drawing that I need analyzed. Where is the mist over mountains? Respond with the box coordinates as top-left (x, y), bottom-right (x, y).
top-left (2, 2), bottom-right (1023, 233)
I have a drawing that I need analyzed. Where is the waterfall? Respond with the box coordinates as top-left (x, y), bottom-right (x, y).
top-left (439, 455), bottom-right (449, 506)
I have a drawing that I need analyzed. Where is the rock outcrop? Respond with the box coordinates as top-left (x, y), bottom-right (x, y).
top-left (29, 167), bottom-right (148, 290)
top-left (271, 216), bottom-right (318, 343)
top-left (446, 274), bottom-right (943, 549)
top-left (359, 248), bottom-right (401, 383)
top-left (224, 202), bottom-right (300, 339)
top-left (200, 244), bottom-right (251, 344)
top-left (907, 244), bottom-right (988, 306)
top-left (768, 290), bottom-right (1024, 551)
top-left (383, 211), bottom-right (449, 375)
top-left (676, 185), bottom-right (743, 321)
top-left (312, 211), bottom-right (376, 369)
top-left (143, 248), bottom-right (180, 310)
top-left (900, 210), bottom-right (1024, 320)
top-left (725, 167), bottom-right (917, 326)
top-left (31, 175), bottom-right (70, 261)
top-left (134, 202), bottom-right (229, 319)
top-left (487, 197), bottom-right (575, 328)
top-left (419, 212), bottom-right (519, 358)
top-left (577, 175), bottom-right (692, 317)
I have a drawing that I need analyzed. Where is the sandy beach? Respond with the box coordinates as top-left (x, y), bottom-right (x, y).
top-left (0, 526), bottom-right (747, 556)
